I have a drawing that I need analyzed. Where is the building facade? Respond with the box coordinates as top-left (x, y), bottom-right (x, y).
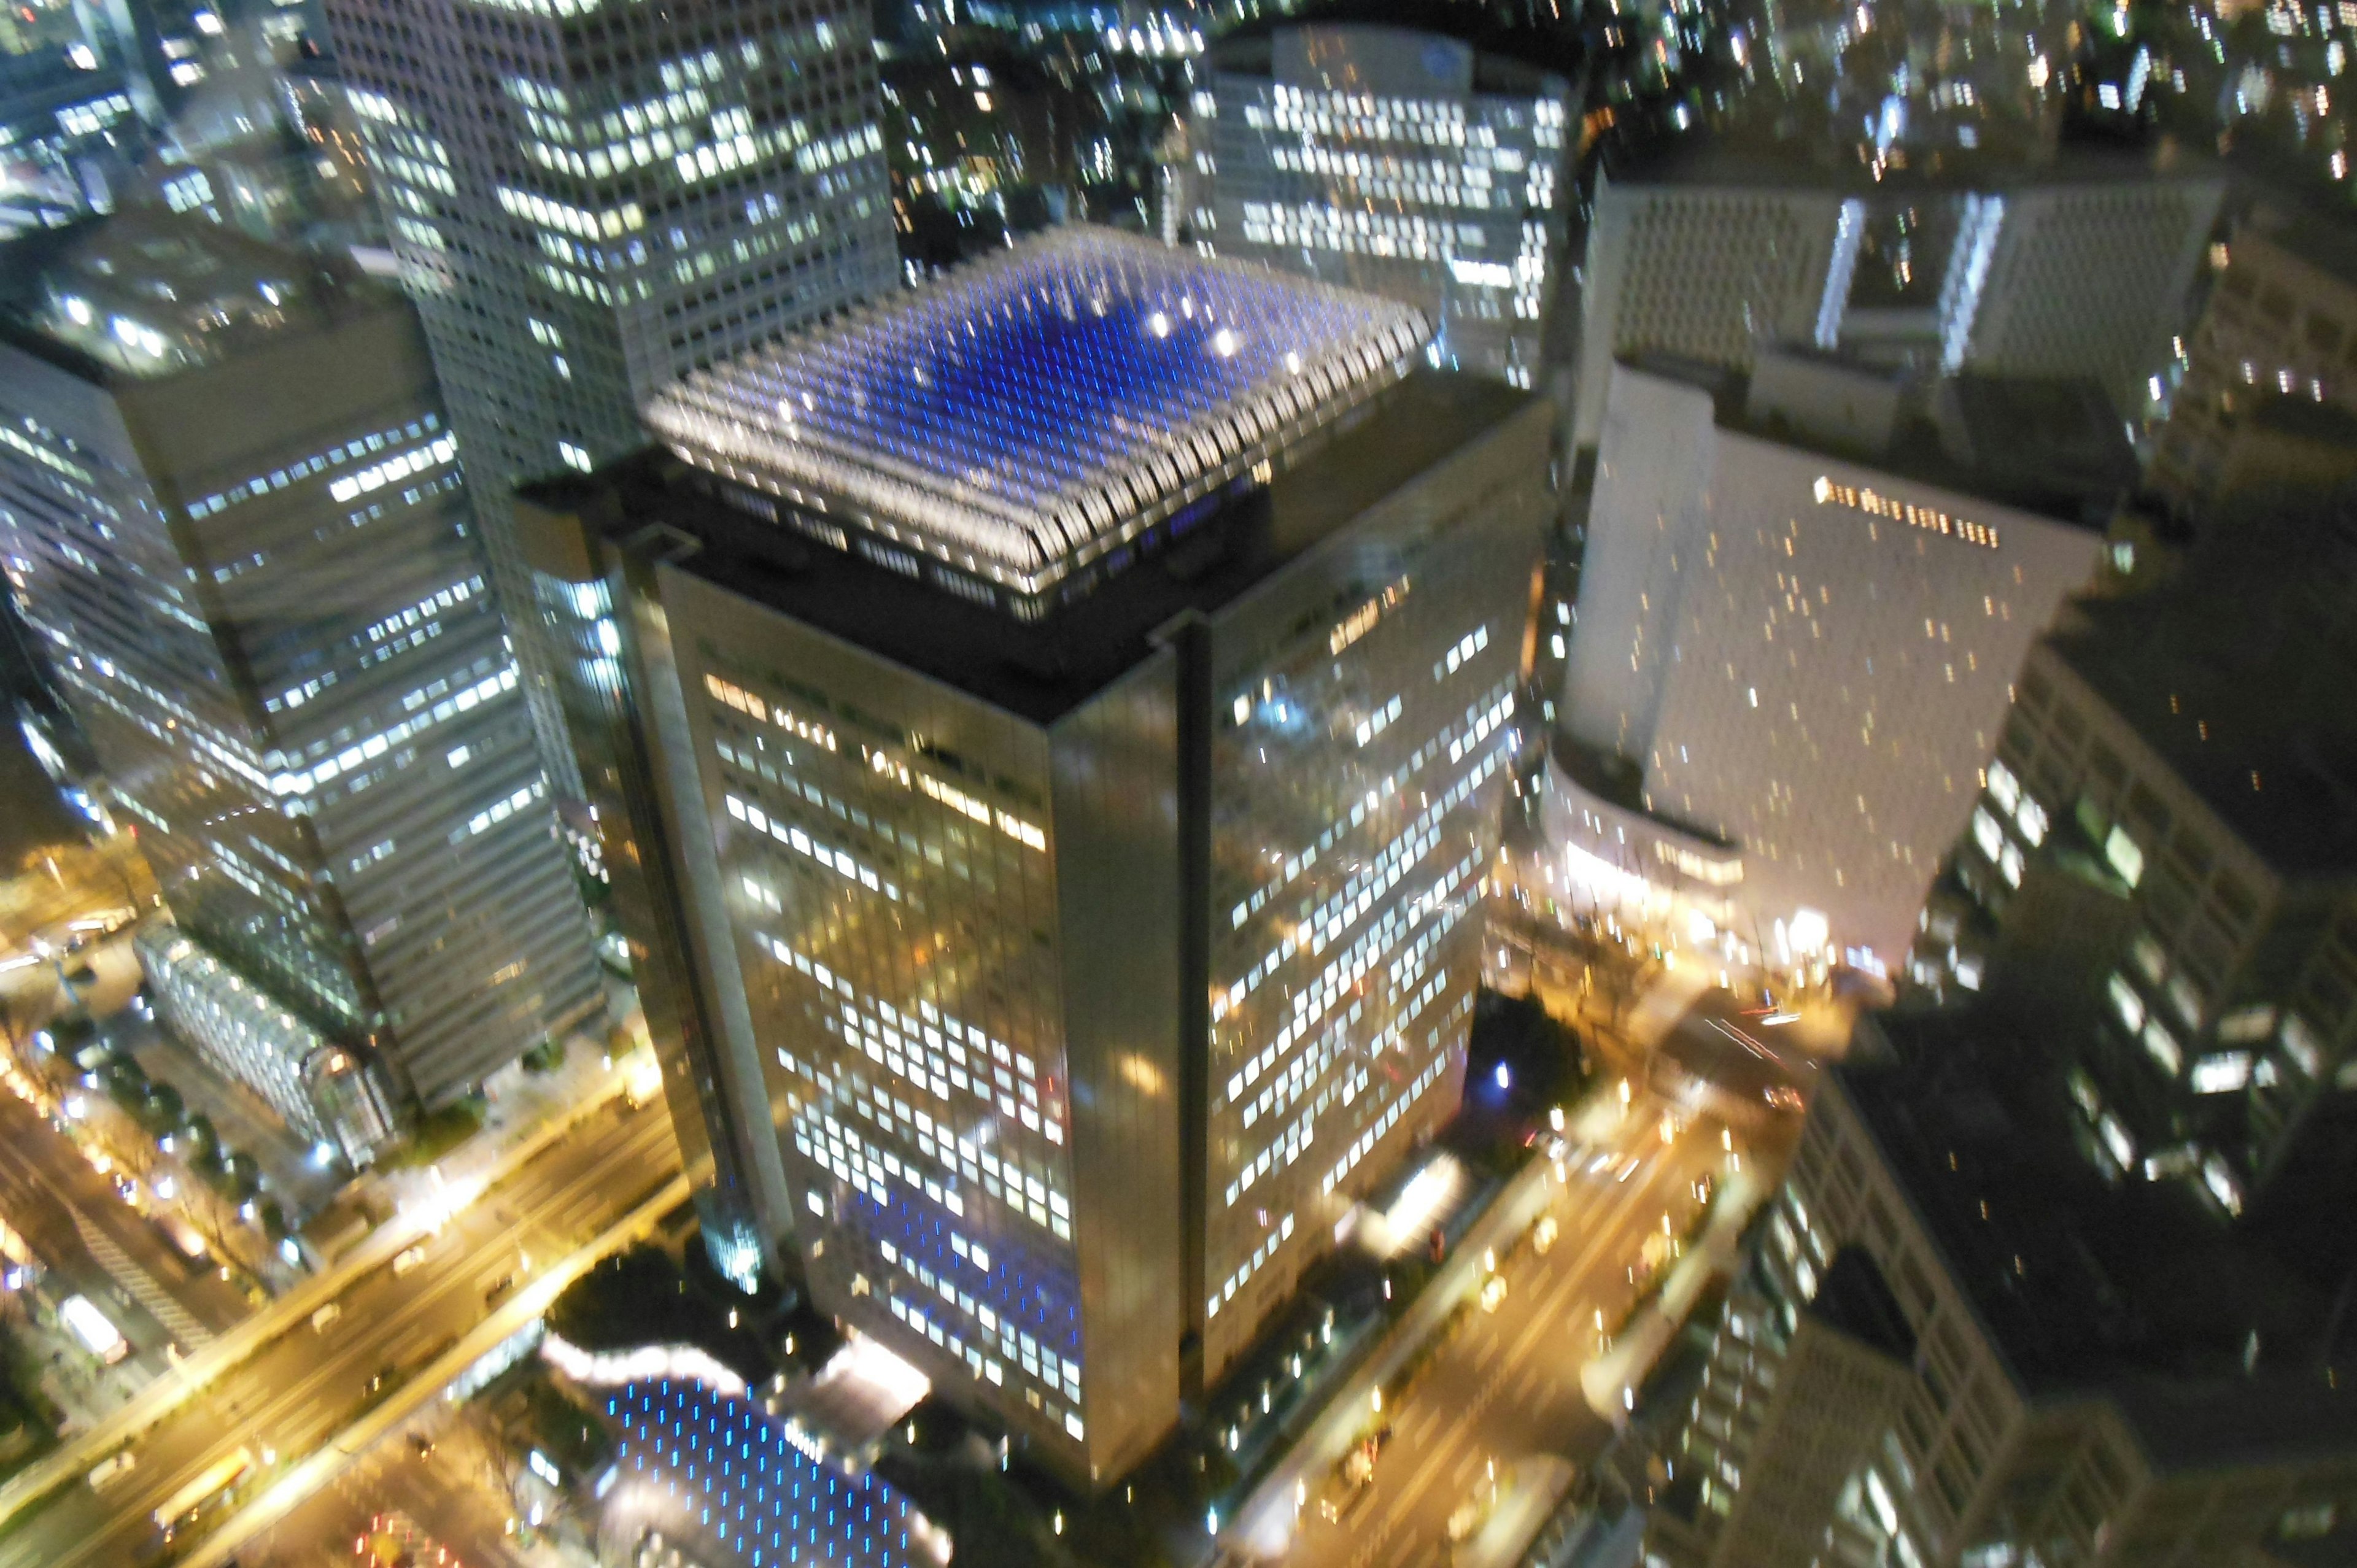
top-left (1571, 157), bottom-right (2223, 447)
top-left (0, 215), bottom-right (600, 1136)
top-left (317, 0), bottom-right (901, 794)
top-left (1555, 358), bottom-right (2105, 974)
top-left (1188, 23), bottom-right (1571, 391)
top-left (1913, 522), bottom-right (2357, 1216)
top-left (519, 229), bottom-right (1544, 1484)
top-left (1640, 1010), bottom-right (2357, 1568)
top-left (2150, 212), bottom-right (2357, 520)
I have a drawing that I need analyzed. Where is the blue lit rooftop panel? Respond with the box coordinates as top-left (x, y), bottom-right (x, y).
top-left (600, 1377), bottom-right (948, 1568)
top-left (644, 226), bottom-right (1428, 601)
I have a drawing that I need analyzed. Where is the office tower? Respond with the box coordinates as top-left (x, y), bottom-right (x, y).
top-left (0, 214), bottom-right (602, 1150)
top-left (1552, 354), bottom-right (2109, 974)
top-left (1571, 152), bottom-right (2223, 447)
top-left (0, 1), bottom-right (150, 230)
top-left (1187, 22), bottom-right (1572, 390)
top-left (1639, 1006), bottom-right (2357, 1568)
top-left (317, 0), bottom-right (901, 796)
top-left (2151, 210), bottom-right (2357, 519)
top-left (517, 228), bottom-right (1546, 1483)
top-left (1913, 516), bottom-right (2357, 1215)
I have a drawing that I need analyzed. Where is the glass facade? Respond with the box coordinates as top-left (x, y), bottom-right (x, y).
top-left (1201, 565), bottom-right (1519, 1378)
top-left (0, 216), bottom-right (600, 1116)
top-left (657, 570), bottom-right (1182, 1483)
top-left (134, 922), bottom-right (399, 1164)
top-left (320, 0), bottom-right (900, 797)
top-left (1191, 24), bottom-right (1571, 390)
top-left (519, 231), bottom-right (1551, 1488)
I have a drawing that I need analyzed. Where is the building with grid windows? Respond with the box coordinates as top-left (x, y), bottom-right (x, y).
top-left (1185, 23), bottom-right (1572, 392)
top-left (1571, 153), bottom-right (2222, 447)
top-left (517, 228), bottom-right (1546, 1484)
top-left (2150, 210), bottom-right (2357, 520)
top-left (1554, 356), bottom-right (2108, 976)
top-left (317, 0), bottom-right (899, 797)
top-left (1628, 1008), bottom-right (2357, 1568)
top-left (1913, 508), bottom-right (2357, 1219)
top-left (0, 215), bottom-right (601, 1143)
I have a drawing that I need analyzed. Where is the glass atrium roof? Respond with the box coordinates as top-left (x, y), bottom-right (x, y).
top-left (645, 226), bottom-right (1428, 598)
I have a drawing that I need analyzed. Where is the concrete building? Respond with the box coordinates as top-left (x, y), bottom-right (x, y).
top-left (1553, 355), bottom-right (2110, 975)
top-left (1187, 21), bottom-right (1573, 391)
top-left (1641, 1007), bottom-right (2357, 1568)
top-left (1914, 511), bottom-right (2357, 1217)
top-left (2150, 210), bottom-right (2357, 521)
top-left (0, 214), bottom-right (601, 1146)
top-left (516, 228), bottom-right (1546, 1484)
top-left (317, 0), bottom-right (901, 796)
top-left (1571, 152), bottom-right (2223, 448)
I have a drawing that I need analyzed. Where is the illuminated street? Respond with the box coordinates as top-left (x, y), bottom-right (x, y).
top-left (0, 1094), bottom-right (678, 1568)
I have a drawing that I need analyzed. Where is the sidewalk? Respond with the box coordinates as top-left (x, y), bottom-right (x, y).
top-left (1578, 1165), bottom-right (1765, 1420)
top-left (1220, 1121), bottom-right (1569, 1561)
top-left (1217, 967), bottom-right (1713, 1564)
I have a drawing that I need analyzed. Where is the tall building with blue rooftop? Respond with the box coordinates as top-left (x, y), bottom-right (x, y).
top-left (516, 226), bottom-right (1552, 1485)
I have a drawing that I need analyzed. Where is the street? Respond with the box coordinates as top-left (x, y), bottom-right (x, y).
top-left (0, 1093), bottom-right (678, 1568)
top-left (0, 1080), bottom-right (250, 1359)
top-left (1279, 1106), bottom-right (1730, 1568)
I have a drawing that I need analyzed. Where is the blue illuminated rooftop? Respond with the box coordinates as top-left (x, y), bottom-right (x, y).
top-left (645, 226), bottom-right (1428, 602)
top-left (600, 1378), bottom-right (948, 1568)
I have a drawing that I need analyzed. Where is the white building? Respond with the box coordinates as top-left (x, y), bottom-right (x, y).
top-left (1188, 23), bottom-right (1572, 391)
top-left (1571, 155), bottom-right (2223, 449)
top-left (1555, 356), bottom-right (2108, 972)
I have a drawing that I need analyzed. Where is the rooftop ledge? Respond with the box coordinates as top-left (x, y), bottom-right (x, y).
top-left (643, 226), bottom-right (1428, 610)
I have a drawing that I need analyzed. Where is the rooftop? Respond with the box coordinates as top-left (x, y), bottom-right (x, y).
top-left (1207, 14), bottom-right (1576, 98)
top-left (1596, 133), bottom-right (2220, 196)
top-left (0, 210), bottom-right (382, 379)
top-left (2239, 204), bottom-right (2357, 296)
top-left (598, 1377), bottom-right (946, 1568)
top-left (2045, 517), bottom-right (2357, 876)
top-left (535, 370), bottom-right (1531, 725)
top-left (1841, 1008), bottom-right (2357, 1469)
top-left (644, 226), bottom-right (1427, 609)
top-left (1629, 353), bottom-right (2127, 528)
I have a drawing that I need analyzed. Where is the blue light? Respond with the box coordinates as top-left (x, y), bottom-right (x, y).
top-left (650, 227), bottom-right (1427, 592)
top-left (1495, 1063), bottom-right (1511, 1090)
top-left (603, 1380), bottom-right (932, 1568)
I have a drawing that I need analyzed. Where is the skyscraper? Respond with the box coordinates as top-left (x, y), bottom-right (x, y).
top-left (517, 228), bottom-right (1546, 1483)
top-left (317, 0), bottom-right (901, 792)
top-left (1913, 511), bottom-right (2357, 1216)
top-left (1552, 354), bottom-right (2109, 973)
top-left (1636, 1006), bottom-right (2357, 1568)
top-left (2150, 209), bottom-right (2357, 520)
top-left (1186, 22), bottom-right (1573, 391)
top-left (1572, 152), bottom-right (2223, 448)
top-left (0, 214), bottom-right (602, 1148)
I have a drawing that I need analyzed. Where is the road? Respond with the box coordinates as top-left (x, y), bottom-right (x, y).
top-left (238, 1419), bottom-right (550, 1568)
top-left (0, 1081), bottom-right (250, 1359)
top-left (0, 1094), bottom-right (679, 1568)
top-left (1279, 1108), bottom-right (1728, 1568)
